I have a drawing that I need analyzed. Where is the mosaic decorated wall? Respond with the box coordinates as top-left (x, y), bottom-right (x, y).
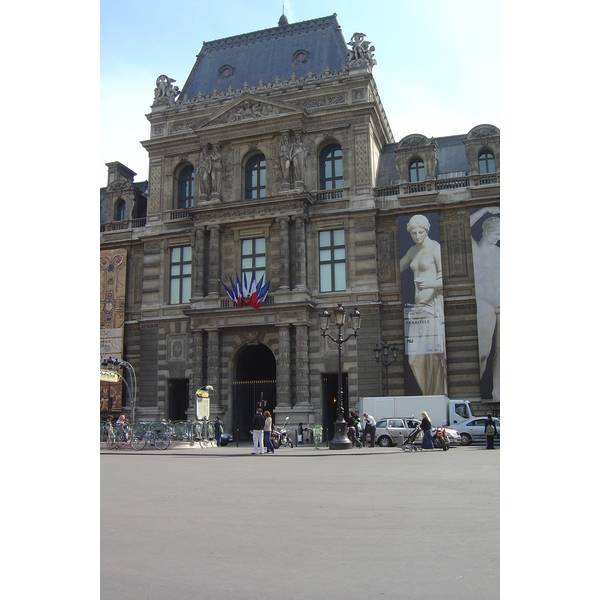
top-left (100, 248), bottom-right (127, 413)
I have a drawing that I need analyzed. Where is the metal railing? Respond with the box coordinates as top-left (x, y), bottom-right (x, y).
top-left (374, 172), bottom-right (499, 198)
top-left (101, 218), bottom-right (147, 233)
top-left (100, 419), bottom-right (216, 444)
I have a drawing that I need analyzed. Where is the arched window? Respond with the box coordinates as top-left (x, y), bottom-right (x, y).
top-left (409, 159), bottom-right (425, 182)
top-left (245, 154), bottom-right (266, 199)
top-left (319, 144), bottom-right (343, 190)
top-left (115, 199), bottom-right (126, 221)
top-left (478, 151), bottom-right (496, 174)
top-left (177, 165), bottom-right (194, 208)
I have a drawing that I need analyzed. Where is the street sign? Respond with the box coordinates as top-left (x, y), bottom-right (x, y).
top-left (100, 370), bottom-right (120, 383)
top-left (196, 389), bottom-right (210, 420)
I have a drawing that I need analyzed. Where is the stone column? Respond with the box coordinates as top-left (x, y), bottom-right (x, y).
top-left (276, 325), bottom-right (292, 409)
top-left (188, 329), bottom-right (204, 418)
top-left (207, 225), bottom-right (221, 296)
top-left (292, 215), bottom-right (308, 291)
top-left (207, 329), bottom-right (220, 409)
top-left (276, 217), bottom-right (290, 290)
top-left (193, 226), bottom-right (205, 298)
top-left (295, 324), bottom-right (310, 406)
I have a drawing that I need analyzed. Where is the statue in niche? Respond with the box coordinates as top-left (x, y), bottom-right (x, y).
top-left (197, 146), bottom-right (211, 197)
top-left (279, 132), bottom-right (306, 186)
top-left (279, 134), bottom-right (293, 184)
top-left (291, 132), bottom-right (307, 184)
top-left (209, 144), bottom-right (222, 197)
top-left (196, 144), bottom-right (222, 198)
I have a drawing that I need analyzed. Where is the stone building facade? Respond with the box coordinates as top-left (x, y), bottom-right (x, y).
top-left (100, 14), bottom-right (500, 437)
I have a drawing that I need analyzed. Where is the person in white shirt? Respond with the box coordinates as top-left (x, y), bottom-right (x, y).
top-left (363, 413), bottom-right (377, 447)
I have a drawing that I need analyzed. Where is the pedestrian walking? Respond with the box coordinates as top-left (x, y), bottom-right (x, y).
top-left (250, 408), bottom-right (266, 455)
top-left (214, 415), bottom-right (223, 447)
top-left (484, 413), bottom-right (498, 449)
top-left (264, 411), bottom-right (275, 454)
top-left (348, 411), bottom-right (362, 448)
top-left (420, 411), bottom-right (434, 450)
top-left (363, 413), bottom-right (376, 447)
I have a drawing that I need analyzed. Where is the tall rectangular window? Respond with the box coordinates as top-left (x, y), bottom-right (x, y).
top-left (170, 246), bottom-right (192, 304)
top-left (245, 155), bottom-right (266, 199)
top-left (319, 229), bottom-right (346, 292)
top-left (241, 238), bottom-right (266, 284)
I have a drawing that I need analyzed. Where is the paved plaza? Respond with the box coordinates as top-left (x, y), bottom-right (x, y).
top-left (101, 443), bottom-right (499, 599)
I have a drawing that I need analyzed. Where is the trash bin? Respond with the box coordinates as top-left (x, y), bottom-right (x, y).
top-left (313, 425), bottom-right (323, 449)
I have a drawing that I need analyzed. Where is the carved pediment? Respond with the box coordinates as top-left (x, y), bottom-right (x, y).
top-left (397, 133), bottom-right (432, 149)
top-left (105, 180), bottom-right (136, 194)
top-left (193, 93), bottom-right (304, 131)
top-left (466, 124), bottom-right (500, 140)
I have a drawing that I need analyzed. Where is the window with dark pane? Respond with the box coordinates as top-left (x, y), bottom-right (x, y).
top-left (478, 151), bottom-right (496, 174)
top-left (170, 246), bottom-right (192, 304)
top-left (319, 144), bottom-right (343, 190)
top-left (177, 165), bottom-right (194, 208)
top-left (245, 154), bottom-right (266, 199)
top-left (319, 229), bottom-right (346, 292)
top-left (241, 237), bottom-right (266, 284)
top-left (409, 159), bottom-right (425, 182)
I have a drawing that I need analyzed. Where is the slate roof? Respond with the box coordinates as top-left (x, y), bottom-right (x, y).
top-left (180, 14), bottom-right (348, 98)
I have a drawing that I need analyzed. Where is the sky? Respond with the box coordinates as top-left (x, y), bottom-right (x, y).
top-left (100, 0), bottom-right (501, 187)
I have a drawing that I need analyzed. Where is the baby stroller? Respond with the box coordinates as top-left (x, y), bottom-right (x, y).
top-left (402, 425), bottom-right (421, 452)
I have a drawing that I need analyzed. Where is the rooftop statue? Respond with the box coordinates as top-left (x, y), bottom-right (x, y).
top-left (153, 75), bottom-right (180, 105)
top-left (347, 32), bottom-right (376, 66)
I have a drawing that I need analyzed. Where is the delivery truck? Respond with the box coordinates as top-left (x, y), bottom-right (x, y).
top-left (359, 395), bottom-right (474, 428)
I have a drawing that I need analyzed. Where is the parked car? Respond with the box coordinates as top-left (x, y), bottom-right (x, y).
top-left (373, 418), bottom-right (462, 447)
top-left (373, 417), bottom-right (423, 447)
top-left (453, 417), bottom-right (500, 445)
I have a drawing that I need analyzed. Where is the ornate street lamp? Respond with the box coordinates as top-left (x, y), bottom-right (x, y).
top-left (373, 341), bottom-right (398, 396)
top-left (319, 303), bottom-right (362, 449)
top-left (102, 357), bottom-right (138, 422)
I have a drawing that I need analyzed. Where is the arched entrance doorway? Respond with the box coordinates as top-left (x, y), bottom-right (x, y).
top-left (233, 343), bottom-right (276, 441)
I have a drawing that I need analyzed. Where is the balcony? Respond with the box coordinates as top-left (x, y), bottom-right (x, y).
top-left (100, 218), bottom-right (146, 233)
top-left (374, 172), bottom-right (499, 199)
top-left (314, 188), bottom-right (346, 202)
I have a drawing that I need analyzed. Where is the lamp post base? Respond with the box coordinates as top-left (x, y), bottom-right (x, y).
top-left (328, 419), bottom-right (352, 450)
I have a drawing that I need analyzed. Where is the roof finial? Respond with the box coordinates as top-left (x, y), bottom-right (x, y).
top-left (278, 3), bottom-right (288, 27)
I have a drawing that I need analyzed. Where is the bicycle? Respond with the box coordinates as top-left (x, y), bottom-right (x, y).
top-left (106, 423), bottom-right (132, 450)
top-left (131, 422), bottom-right (171, 451)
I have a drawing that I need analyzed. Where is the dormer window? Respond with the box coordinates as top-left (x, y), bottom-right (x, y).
top-left (115, 199), bottom-right (126, 221)
top-left (293, 49), bottom-right (309, 64)
top-left (478, 151), bottom-right (496, 174)
top-left (409, 159), bottom-right (425, 182)
top-left (219, 65), bottom-right (234, 79)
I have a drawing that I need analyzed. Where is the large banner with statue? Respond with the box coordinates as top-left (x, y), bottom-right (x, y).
top-left (398, 213), bottom-right (448, 396)
top-left (470, 207), bottom-right (500, 401)
top-left (100, 249), bottom-right (127, 413)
